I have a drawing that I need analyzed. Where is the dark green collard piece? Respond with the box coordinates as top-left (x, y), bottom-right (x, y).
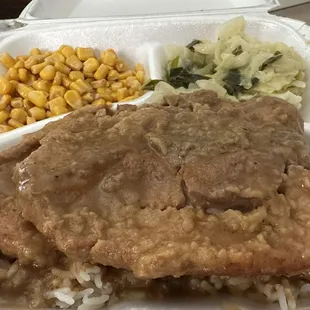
top-left (259, 51), bottom-right (283, 71)
top-left (186, 39), bottom-right (202, 52)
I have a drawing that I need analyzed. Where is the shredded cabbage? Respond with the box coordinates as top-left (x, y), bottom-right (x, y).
top-left (162, 16), bottom-right (306, 108)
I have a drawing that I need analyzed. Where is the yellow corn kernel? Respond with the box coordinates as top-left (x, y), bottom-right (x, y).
top-left (31, 62), bottom-right (47, 75)
top-left (50, 85), bottom-right (66, 100)
top-left (23, 99), bottom-right (34, 111)
top-left (136, 71), bottom-right (145, 84)
top-left (91, 79), bottom-right (108, 89)
top-left (46, 111), bottom-right (53, 118)
top-left (116, 88), bottom-right (129, 101)
top-left (16, 83), bottom-right (33, 98)
top-left (10, 108), bottom-right (28, 124)
top-left (97, 88), bottom-right (113, 102)
top-left (32, 55), bottom-right (46, 63)
top-left (115, 59), bottom-right (128, 72)
top-left (118, 70), bottom-right (132, 80)
top-left (27, 116), bottom-right (36, 125)
top-left (58, 45), bottom-right (67, 52)
top-left (125, 76), bottom-right (137, 88)
top-left (16, 55), bottom-right (28, 61)
top-left (61, 45), bottom-right (75, 58)
top-left (111, 82), bottom-right (123, 92)
top-left (7, 67), bottom-right (19, 81)
top-left (92, 99), bottom-right (106, 107)
top-left (85, 78), bottom-right (95, 84)
top-left (94, 64), bottom-right (109, 80)
top-left (11, 97), bottom-right (23, 108)
top-left (0, 125), bottom-right (13, 132)
top-left (28, 90), bottom-right (48, 107)
top-left (32, 80), bottom-right (52, 92)
top-left (14, 59), bottom-right (25, 70)
top-left (83, 72), bottom-right (93, 79)
top-left (8, 119), bottom-right (24, 128)
top-left (107, 70), bottom-right (118, 81)
top-left (66, 55), bottom-right (83, 71)
top-left (54, 62), bottom-right (71, 75)
top-left (131, 79), bottom-right (142, 91)
top-left (83, 58), bottom-right (100, 73)
top-left (40, 65), bottom-right (56, 81)
top-left (53, 71), bottom-right (63, 86)
top-left (101, 51), bottom-right (117, 67)
top-left (0, 110), bottom-right (9, 123)
top-left (27, 74), bottom-right (37, 86)
top-left (18, 68), bottom-right (28, 83)
top-left (30, 48), bottom-right (41, 56)
top-left (70, 79), bottom-right (92, 95)
top-left (49, 97), bottom-right (68, 115)
top-left (10, 80), bottom-right (18, 93)
top-left (94, 93), bottom-right (102, 100)
top-left (45, 53), bottom-right (65, 65)
top-left (111, 92), bottom-right (117, 102)
top-left (97, 87), bottom-right (112, 94)
top-left (49, 97), bottom-right (66, 108)
top-left (12, 97), bottom-right (23, 109)
top-left (24, 56), bottom-right (38, 69)
top-left (0, 53), bottom-right (16, 69)
top-left (105, 101), bottom-right (112, 106)
top-left (106, 49), bottom-right (117, 55)
top-left (28, 107), bottom-right (46, 121)
top-left (0, 77), bottom-right (12, 95)
top-left (62, 75), bottom-right (72, 88)
top-left (42, 51), bottom-right (52, 58)
top-left (76, 47), bottom-right (94, 61)
top-left (51, 105), bottom-right (68, 116)
top-left (82, 92), bottom-right (95, 103)
top-left (0, 95), bottom-right (11, 110)
top-left (69, 71), bottom-right (84, 82)
top-left (64, 90), bottom-right (83, 110)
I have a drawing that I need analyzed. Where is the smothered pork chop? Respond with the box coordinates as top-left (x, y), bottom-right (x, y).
top-left (13, 90), bottom-right (310, 275)
top-left (0, 132), bottom-right (59, 266)
top-left (2, 90), bottom-right (310, 308)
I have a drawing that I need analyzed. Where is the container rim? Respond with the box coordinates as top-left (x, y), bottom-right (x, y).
top-left (18, 0), bottom-right (280, 22)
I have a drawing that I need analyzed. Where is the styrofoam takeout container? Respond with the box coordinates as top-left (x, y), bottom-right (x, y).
top-left (1, 1), bottom-right (310, 309)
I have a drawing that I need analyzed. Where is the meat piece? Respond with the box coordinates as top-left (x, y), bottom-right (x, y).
top-left (182, 150), bottom-right (284, 211)
top-left (12, 90), bottom-right (310, 278)
top-left (0, 196), bottom-right (56, 266)
top-left (0, 126), bottom-right (60, 266)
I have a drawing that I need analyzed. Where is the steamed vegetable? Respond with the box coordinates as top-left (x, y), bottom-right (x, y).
top-left (145, 16), bottom-right (305, 109)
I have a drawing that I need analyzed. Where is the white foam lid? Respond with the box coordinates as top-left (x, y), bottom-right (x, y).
top-left (19, 0), bottom-right (280, 20)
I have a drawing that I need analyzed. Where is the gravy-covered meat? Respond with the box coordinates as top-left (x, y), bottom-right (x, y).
top-left (0, 131), bottom-right (58, 266)
top-left (13, 90), bottom-right (310, 278)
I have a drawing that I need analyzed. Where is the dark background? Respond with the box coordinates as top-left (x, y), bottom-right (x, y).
top-left (1, 0), bottom-right (31, 19)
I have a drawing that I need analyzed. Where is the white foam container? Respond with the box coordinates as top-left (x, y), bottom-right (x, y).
top-left (0, 11), bottom-right (309, 150)
top-left (1, 1), bottom-right (310, 309)
top-left (18, 0), bottom-right (279, 20)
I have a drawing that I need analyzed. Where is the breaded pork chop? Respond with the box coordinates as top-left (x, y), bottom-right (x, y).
top-left (0, 126), bottom-right (59, 266)
top-left (13, 90), bottom-right (310, 278)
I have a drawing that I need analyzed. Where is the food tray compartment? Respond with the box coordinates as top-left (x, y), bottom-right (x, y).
top-left (0, 14), bottom-right (309, 149)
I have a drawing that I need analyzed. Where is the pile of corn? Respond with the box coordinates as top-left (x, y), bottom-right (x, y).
top-left (0, 46), bottom-right (146, 133)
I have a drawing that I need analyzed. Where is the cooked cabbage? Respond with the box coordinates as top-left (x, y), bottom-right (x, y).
top-left (161, 16), bottom-right (306, 108)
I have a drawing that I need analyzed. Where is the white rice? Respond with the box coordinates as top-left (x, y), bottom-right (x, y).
top-left (1, 257), bottom-right (309, 310)
top-left (45, 263), bottom-right (112, 310)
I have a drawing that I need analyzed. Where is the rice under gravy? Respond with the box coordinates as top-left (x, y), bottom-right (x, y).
top-left (1, 255), bottom-right (310, 310)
